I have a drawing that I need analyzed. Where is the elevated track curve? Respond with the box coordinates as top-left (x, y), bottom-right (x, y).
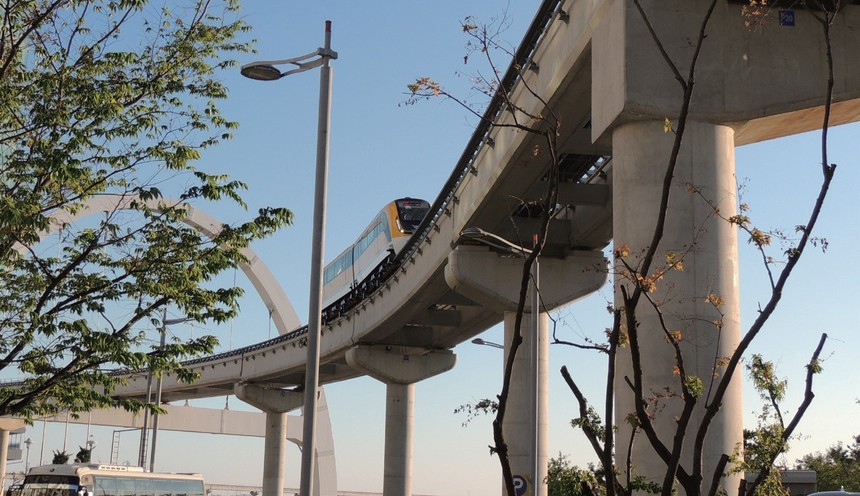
top-left (114, 0), bottom-right (613, 402)
top-left (115, 0), bottom-right (860, 402)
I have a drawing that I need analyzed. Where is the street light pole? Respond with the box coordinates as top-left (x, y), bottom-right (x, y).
top-left (531, 233), bottom-right (540, 496)
top-left (138, 366), bottom-right (154, 467)
top-left (24, 438), bottom-right (31, 472)
top-left (148, 319), bottom-right (167, 473)
top-left (240, 21), bottom-right (337, 496)
top-left (300, 22), bottom-right (334, 496)
top-left (38, 420), bottom-right (45, 466)
top-left (149, 311), bottom-right (192, 472)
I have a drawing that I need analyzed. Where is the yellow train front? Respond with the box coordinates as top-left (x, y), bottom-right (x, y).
top-left (322, 198), bottom-right (430, 322)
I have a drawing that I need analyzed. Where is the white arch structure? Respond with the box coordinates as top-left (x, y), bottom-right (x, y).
top-left (11, 194), bottom-right (338, 494)
top-left (41, 194), bottom-right (301, 334)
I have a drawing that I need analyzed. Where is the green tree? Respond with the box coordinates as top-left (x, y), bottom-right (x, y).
top-left (0, 0), bottom-right (292, 420)
top-left (547, 454), bottom-right (600, 496)
top-left (796, 436), bottom-right (860, 492)
top-left (74, 445), bottom-right (92, 464)
top-left (51, 450), bottom-right (69, 465)
top-left (733, 356), bottom-right (799, 496)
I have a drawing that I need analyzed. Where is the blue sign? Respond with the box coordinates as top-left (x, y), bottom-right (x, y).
top-left (513, 475), bottom-right (529, 496)
top-left (779, 9), bottom-right (796, 27)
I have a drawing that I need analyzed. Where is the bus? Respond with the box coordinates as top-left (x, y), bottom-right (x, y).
top-left (19, 464), bottom-right (205, 496)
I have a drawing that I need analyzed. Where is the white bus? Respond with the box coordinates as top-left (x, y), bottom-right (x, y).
top-left (20, 464), bottom-right (205, 496)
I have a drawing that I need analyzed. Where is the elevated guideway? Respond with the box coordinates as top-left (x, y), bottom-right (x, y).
top-left (112, 0), bottom-right (614, 403)
top-left (26, 1), bottom-right (860, 495)
top-left (107, 3), bottom-right (860, 492)
top-left (117, 0), bottom-right (860, 403)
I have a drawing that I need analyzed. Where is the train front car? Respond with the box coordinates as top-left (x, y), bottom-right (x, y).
top-left (321, 198), bottom-right (430, 322)
top-left (353, 198), bottom-right (430, 288)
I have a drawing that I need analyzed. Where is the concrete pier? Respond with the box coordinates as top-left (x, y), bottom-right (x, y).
top-left (235, 383), bottom-right (305, 496)
top-left (346, 346), bottom-right (456, 496)
top-left (502, 311), bottom-right (549, 496)
top-left (446, 246), bottom-right (606, 495)
top-left (610, 120), bottom-right (742, 492)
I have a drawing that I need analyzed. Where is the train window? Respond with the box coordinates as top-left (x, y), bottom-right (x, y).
top-left (379, 213), bottom-right (391, 242)
top-left (324, 251), bottom-right (353, 284)
top-left (355, 219), bottom-right (384, 260)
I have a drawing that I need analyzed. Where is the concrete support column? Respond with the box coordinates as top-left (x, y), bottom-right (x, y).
top-left (502, 311), bottom-right (549, 496)
top-left (346, 346), bottom-right (456, 496)
top-left (263, 412), bottom-right (288, 496)
top-left (235, 384), bottom-right (304, 496)
top-left (446, 246), bottom-right (606, 496)
top-left (383, 383), bottom-right (415, 496)
top-left (612, 120), bottom-right (742, 493)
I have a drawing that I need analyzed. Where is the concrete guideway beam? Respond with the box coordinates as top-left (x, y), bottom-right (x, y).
top-left (445, 245), bottom-right (608, 314)
top-left (39, 404), bottom-right (288, 437)
top-left (346, 346), bottom-right (456, 496)
top-left (611, 120), bottom-right (742, 493)
top-left (591, 0), bottom-right (860, 146)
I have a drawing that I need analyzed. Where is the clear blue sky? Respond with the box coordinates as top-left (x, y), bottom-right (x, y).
top-left (23, 2), bottom-right (860, 495)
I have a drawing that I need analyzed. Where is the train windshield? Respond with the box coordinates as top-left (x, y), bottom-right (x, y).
top-left (395, 199), bottom-right (430, 233)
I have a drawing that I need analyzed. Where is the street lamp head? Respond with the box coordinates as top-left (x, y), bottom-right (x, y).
top-left (164, 316), bottom-right (194, 326)
top-left (459, 227), bottom-right (487, 239)
top-left (472, 338), bottom-right (504, 349)
top-left (240, 64), bottom-right (283, 81)
top-left (459, 226), bottom-right (532, 255)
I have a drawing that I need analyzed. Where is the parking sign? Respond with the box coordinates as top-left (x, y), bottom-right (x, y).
top-left (513, 475), bottom-right (529, 496)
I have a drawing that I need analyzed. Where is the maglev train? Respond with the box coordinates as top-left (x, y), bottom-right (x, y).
top-left (322, 198), bottom-right (431, 315)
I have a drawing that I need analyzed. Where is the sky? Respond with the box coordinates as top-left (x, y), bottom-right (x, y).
top-left (14, 2), bottom-right (860, 496)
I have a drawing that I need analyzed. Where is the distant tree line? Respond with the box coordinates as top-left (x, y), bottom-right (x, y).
top-left (547, 433), bottom-right (860, 495)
